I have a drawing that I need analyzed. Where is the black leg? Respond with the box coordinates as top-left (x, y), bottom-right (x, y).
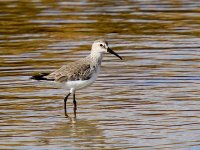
top-left (64, 93), bottom-right (71, 117)
top-left (73, 92), bottom-right (77, 118)
top-left (73, 92), bottom-right (77, 109)
top-left (73, 92), bottom-right (77, 110)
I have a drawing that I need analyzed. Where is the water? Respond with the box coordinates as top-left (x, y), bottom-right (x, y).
top-left (0, 0), bottom-right (200, 149)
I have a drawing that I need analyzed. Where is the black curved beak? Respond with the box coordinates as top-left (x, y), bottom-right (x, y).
top-left (107, 47), bottom-right (122, 60)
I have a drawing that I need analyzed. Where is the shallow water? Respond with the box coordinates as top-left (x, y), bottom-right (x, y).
top-left (0, 0), bottom-right (200, 149)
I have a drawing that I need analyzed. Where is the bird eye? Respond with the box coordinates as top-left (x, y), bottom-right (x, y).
top-left (100, 44), bottom-right (103, 47)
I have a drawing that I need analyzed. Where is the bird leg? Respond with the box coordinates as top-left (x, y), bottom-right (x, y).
top-left (73, 92), bottom-right (77, 110)
top-left (64, 93), bottom-right (71, 117)
top-left (73, 92), bottom-right (77, 118)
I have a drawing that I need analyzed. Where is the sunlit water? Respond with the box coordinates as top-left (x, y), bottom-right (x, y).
top-left (0, 0), bottom-right (200, 149)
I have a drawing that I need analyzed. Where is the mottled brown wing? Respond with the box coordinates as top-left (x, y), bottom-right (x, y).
top-left (46, 60), bottom-right (93, 82)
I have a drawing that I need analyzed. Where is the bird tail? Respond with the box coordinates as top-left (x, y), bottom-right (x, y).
top-left (30, 73), bottom-right (51, 81)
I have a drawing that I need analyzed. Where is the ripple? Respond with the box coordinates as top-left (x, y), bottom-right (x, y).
top-left (0, 0), bottom-right (200, 149)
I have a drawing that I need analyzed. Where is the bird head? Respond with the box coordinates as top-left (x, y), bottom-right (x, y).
top-left (91, 39), bottom-right (122, 60)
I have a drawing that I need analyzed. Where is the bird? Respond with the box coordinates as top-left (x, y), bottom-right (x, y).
top-left (31, 39), bottom-right (122, 117)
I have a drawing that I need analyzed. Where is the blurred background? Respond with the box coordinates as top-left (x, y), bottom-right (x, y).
top-left (0, 0), bottom-right (200, 149)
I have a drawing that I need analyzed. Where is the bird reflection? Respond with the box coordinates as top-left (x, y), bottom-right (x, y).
top-left (65, 105), bottom-right (77, 121)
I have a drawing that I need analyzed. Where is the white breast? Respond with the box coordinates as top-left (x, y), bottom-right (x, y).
top-left (63, 67), bottom-right (100, 90)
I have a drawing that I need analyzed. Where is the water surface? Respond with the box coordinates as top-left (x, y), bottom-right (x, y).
top-left (0, 0), bottom-right (200, 149)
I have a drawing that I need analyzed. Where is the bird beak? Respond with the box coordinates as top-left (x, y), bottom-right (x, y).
top-left (107, 47), bottom-right (122, 60)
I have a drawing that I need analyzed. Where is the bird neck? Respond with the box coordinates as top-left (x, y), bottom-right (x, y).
top-left (90, 51), bottom-right (103, 66)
